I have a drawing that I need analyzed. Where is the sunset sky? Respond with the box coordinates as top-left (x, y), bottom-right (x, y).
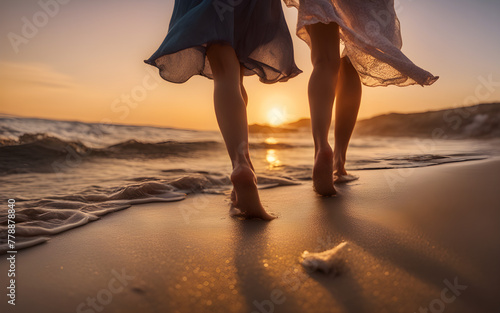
top-left (1, 0), bottom-right (499, 130)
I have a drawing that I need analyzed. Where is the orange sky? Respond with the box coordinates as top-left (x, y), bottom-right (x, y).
top-left (1, 0), bottom-right (499, 130)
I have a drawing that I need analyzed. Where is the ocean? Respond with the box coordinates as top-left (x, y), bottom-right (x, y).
top-left (0, 114), bottom-right (498, 252)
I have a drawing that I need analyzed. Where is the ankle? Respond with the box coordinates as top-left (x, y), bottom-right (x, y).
top-left (333, 144), bottom-right (345, 157)
top-left (231, 164), bottom-right (256, 185)
top-left (315, 145), bottom-right (333, 159)
top-left (333, 150), bottom-right (347, 174)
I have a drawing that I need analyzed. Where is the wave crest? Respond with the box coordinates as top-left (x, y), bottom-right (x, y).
top-left (0, 133), bottom-right (223, 174)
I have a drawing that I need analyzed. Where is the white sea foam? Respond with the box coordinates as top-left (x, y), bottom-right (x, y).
top-left (301, 241), bottom-right (348, 274)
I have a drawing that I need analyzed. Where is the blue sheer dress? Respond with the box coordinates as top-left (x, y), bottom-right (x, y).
top-left (145, 0), bottom-right (301, 84)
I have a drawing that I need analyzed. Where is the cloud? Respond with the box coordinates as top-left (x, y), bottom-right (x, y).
top-left (0, 62), bottom-right (77, 89)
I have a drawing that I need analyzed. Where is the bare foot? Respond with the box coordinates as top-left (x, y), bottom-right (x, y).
top-left (230, 189), bottom-right (237, 206)
top-left (230, 165), bottom-right (275, 220)
top-left (230, 155), bottom-right (256, 206)
top-left (313, 148), bottom-right (336, 196)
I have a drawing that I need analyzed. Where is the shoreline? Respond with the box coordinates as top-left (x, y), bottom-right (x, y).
top-left (0, 154), bottom-right (493, 255)
top-left (1, 158), bottom-right (499, 313)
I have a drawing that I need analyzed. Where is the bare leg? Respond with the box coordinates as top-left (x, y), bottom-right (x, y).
top-left (333, 57), bottom-right (361, 181)
top-left (307, 22), bottom-right (340, 196)
top-left (206, 44), bottom-right (274, 220)
top-left (231, 65), bottom-right (254, 205)
top-left (240, 65), bottom-right (248, 107)
top-left (239, 65), bottom-right (254, 171)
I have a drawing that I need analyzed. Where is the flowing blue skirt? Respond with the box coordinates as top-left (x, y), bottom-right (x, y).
top-left (145, 0), bottom-right (302, 84)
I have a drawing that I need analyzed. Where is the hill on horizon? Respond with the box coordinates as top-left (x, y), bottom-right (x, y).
top-left (249, 103), bottom-right (500, 138)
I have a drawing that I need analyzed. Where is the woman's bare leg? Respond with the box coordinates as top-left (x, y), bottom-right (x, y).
top-left (206, 44), bottom-right (274, 220)
top-left (307, 22), bottom-right (340, 196)
top-left (333, 58), bottom-right (362, 179)
top-left (239, 65), bottom-right (254, 170)
top-left (240, 65), bottom-right (248, 107)
top-left (231, 65), bottom-right (254, 205)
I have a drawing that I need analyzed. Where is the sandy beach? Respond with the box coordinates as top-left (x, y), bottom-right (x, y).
top-left (2, 158), bottom-right (500, 313)
top-left (2, 0), bottom-right (500, 312)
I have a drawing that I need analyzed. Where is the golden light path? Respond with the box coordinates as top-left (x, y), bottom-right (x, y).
top-left (266, 149), bottom-right (281, 168)
top-left (264, 137), bottom-right (278, 145)
top-left (264, 137), bottom-right (282, 168)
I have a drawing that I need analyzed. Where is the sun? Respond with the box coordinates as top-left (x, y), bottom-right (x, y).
top-left (267, 106), bottom-right (287, 126)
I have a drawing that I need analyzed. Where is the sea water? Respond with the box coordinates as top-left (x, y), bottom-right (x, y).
top-left (1, 116), bottom-right (498, 252)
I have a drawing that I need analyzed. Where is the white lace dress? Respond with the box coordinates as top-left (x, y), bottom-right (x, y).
top-left (284, 0), bottom-right (439, 86)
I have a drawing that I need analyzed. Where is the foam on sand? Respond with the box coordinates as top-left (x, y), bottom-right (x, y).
top-left (301, 241), bottom-right (348, 274)
top-left (334, 174), bottom-right (359, 184)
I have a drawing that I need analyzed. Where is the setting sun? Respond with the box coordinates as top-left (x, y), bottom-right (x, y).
top-left (267, 106), bottom-right (288, 126)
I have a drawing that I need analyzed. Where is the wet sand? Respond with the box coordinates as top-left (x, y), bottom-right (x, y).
top-left (1, 158), bottom-right (500, 313)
